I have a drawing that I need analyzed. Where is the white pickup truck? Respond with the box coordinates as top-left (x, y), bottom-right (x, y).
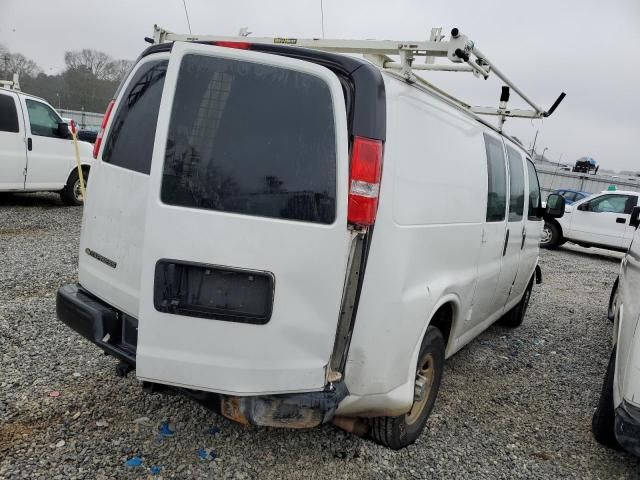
top-left (0, 86), bottom-right (93, 205)
top-left (541, 190), bottom-right (640, 252)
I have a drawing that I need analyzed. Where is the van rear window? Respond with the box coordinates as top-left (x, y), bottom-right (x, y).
top-left (161, 54), bottom-right (336, 224)
top-left (102, 59), bottom-right (168, 174)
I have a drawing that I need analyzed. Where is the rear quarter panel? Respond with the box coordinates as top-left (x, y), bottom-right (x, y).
top-left (343, 74), bottom-right (485, 408)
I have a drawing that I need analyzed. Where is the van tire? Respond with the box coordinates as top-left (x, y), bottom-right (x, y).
top-left (592, 346), bottom-right (619, 448)
top-left (368, 326), bottom-right (445, 450)
top-left (60, 169), bottom-right (88, 206)
top-left (498, 278), bottom-right (533, 328)
top-left (540, 220), bottom-right (563, 249)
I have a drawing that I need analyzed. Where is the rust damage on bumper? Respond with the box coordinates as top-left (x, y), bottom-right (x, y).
top-left (220, 382), bottom-right (349, 429)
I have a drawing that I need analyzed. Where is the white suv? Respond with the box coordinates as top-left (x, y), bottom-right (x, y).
top-left (592, 205), bottom-right (640, 457)
top-left (56, 39), bottom-right (564, 449)
top-left (541, 190), bottom-right (640, 252)
top-left (0, 88), bottom-right (94, 205)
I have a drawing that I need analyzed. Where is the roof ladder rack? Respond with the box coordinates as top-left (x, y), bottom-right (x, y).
top-left (150, 25), bottom-right (565, 129)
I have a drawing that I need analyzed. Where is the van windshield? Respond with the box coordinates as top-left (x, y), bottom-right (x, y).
top-left (161, 54), bottom-right (337, 224)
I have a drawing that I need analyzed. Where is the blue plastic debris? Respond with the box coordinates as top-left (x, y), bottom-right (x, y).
top-left (206, 426), bottom-right (220, 436)
top-left (159, 421), bottom-right (175, 437)
top-left (125, 456), bottom-right (143, 468)
top-left (197, 447), bottom-right (217, 461)
top-left (149, 466), bottom-right (161, 475)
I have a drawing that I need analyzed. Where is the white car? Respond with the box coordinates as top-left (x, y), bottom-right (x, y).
top-left (541, 190), bottom-right (640, 252)
top-left (592, 205), bottom-right (640, 457)
top-left (0, 88), bottom-right (93, 205)
top-left (56, 37), bottom-right (564, 449)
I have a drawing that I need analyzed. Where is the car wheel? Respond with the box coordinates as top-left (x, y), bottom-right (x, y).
top-left (368, 326), bottom-right (445, 450)
top-left (592, 346), bottom-right (619, 448)
top-left (540, 221), bottom-right (562, 249)
top-left (499, 278), bottom-right (533, 328)
top-left (60, 169), bottom-right (88, 206)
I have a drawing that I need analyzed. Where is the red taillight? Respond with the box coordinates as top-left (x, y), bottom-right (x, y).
top-left (348, 136), bottom-right (383, 226)
top-left (92, 99), bottom-right (115, 159)
top-left (211, 41), bottom-right (251, 50)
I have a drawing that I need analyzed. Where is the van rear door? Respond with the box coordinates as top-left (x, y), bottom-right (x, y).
top-left (136, 42), bottom-right (351, 395)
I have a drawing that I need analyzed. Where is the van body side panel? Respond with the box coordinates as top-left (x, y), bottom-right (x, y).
top-left (341, 75), bottom-right (484, 411)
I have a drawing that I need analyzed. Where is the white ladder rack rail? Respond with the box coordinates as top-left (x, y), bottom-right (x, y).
top-left (0, 73), bottom-right (20, 91)
top-left (150, 25), bottom-right (565, 124)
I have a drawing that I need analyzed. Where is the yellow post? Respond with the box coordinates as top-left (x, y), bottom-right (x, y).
top-left (70, 121), bottom-right (86, 201)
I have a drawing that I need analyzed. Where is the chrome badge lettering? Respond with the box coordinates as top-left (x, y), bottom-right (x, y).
top-left (85, 248), bottom-right (117, 269)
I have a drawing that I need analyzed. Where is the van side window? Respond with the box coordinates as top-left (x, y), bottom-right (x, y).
top-left (102, 59), bottom-right (168, 174)
top-left (0, 94), bottom-right (19, 133)
top-left (506, 146), bottom-right (525, 222)
top-left (25, 99), bottom-right (62, 138)
top-left (526, 160), bottom-right (542, 220)
top-left (161, 55), bottom-right (337, 224)
top-left (483, 134), bottom-right (507, 222)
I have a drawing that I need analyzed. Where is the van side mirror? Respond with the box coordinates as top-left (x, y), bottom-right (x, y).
top-left (544, 193), bottom-right (565, 219)
top-left (630, 206), bottom-right (640, 228)
top-left (577, 201), bottom-right (590, 211)
top-left (57, 122), bottom-right (71, 139)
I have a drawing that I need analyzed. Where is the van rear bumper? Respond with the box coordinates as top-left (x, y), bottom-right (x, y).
top-left (56, 283), bottom-right (347, 428)
top-left (56, 284), bottom-right (137, 366)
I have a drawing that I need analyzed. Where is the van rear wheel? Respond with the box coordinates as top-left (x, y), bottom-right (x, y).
top-left (368, 326), bottom-right (444, 450)
top-left (61, 169), bottom-right (88, 206)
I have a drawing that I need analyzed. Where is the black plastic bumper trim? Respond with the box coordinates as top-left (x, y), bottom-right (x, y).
top-left (56, 284), bottom-right (135, 365)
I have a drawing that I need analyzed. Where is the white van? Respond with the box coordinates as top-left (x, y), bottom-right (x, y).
top-left (592, 205), bottom-right (640, 457)
top-left (0, 87), bottom-right (93, 205)
top-left (56, 36), bottom-right (565, 449)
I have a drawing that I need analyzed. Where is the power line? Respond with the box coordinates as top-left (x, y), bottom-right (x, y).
top-left (182, 0), bottom-right (192, 35)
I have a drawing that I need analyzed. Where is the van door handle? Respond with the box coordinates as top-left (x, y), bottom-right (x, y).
top-left (616, 217), bottom-right (626, 224)
top-left (503, 229), bottom-right (510, 256)
top-left (27, 137), bottom-right (32, 151)
top-left (521, 227), bottom-right (526, 250)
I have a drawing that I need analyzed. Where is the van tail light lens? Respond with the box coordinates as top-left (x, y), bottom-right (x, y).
top-left (348, 136), bottom-right (383, 226)
top-left (211, 41), bottom-right (251, 50)
top-left (92, 99), bottom-right (115, 159)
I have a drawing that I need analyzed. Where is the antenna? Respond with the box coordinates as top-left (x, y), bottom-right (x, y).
top-left (320, 0), bottom-right (325, 39)
top-left (181, 0), bottom-right (192, 35)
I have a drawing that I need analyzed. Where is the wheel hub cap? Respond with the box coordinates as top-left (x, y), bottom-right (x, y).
top-left (406, 354), bottom-right (435, 425)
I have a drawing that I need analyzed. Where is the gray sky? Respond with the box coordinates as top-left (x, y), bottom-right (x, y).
top-left (2, 0), bottom-right (639, 171)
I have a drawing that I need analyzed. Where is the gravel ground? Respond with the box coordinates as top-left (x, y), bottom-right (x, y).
top-left (1, 192), bottom-right (640, 479)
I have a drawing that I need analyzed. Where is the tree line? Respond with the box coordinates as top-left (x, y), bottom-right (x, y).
top-left (0, 44), bottom-right (132, 113)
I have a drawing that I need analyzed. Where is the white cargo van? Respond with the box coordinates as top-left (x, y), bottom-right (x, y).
top-left (0, 84), bottom-right (93, 205)
top-left (592, 205), bottom-right (640, 457)
top-left (57, 29), bottom-right (565, 448)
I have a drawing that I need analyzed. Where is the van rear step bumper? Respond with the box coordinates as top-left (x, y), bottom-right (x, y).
top-left (56, 284), bottom-right (347, 428)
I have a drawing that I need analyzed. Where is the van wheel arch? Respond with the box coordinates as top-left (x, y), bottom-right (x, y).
top-left (428, 302), bottom-right (456, 352)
